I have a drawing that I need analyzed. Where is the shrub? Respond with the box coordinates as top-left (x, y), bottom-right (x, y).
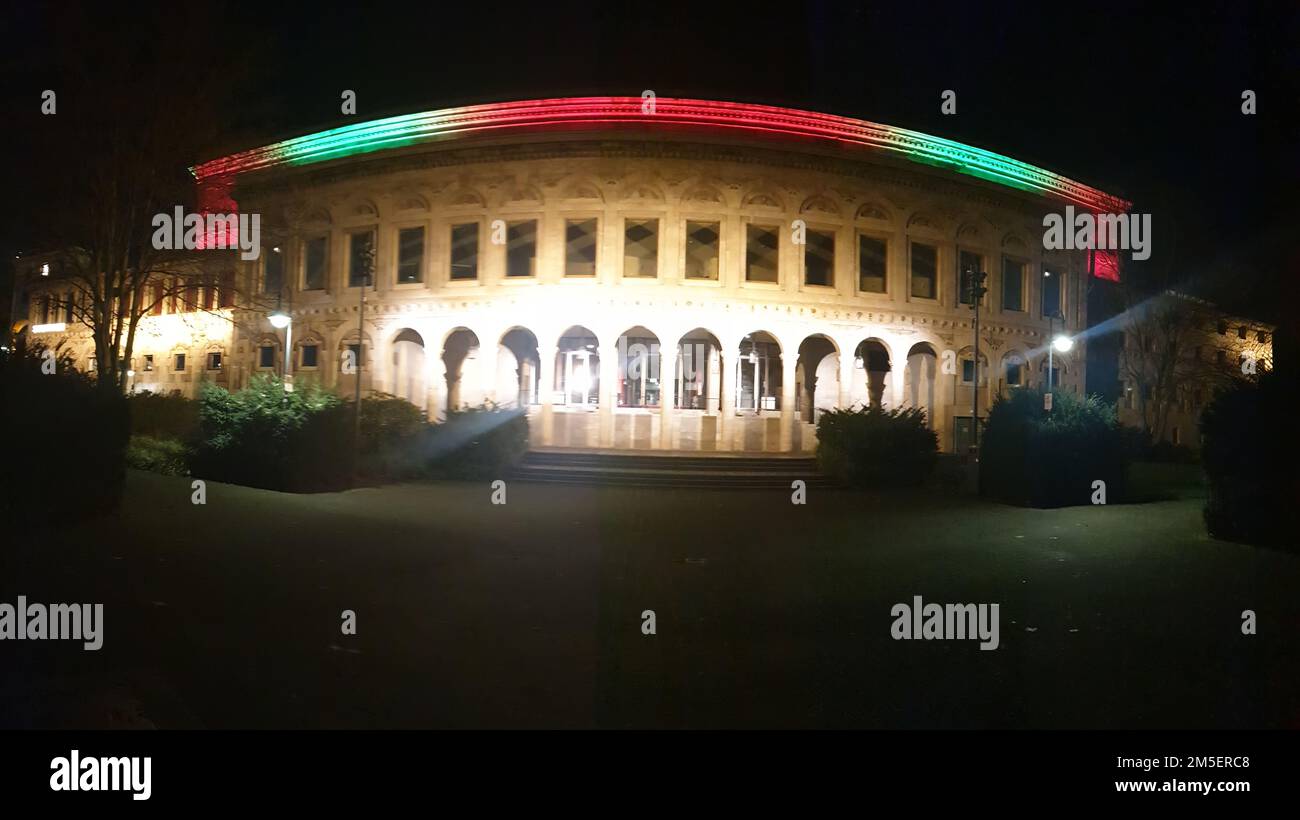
top-left (356, 392), bottom-right (434, 481)
top-left (979, 388), bottom-right (1128, 507)
top-left (127, 391), bottom-right (199, 441)
top-left (125, 435), bottom-right (189, 475)
top-left (423, 403), bottom-right (530, 480)
top-left (0, 341), bottom-right (129, 528)
top-left (815, 405), bottom-right (938, 487)
top-left (189, 375), bottom-right (353, 492)
top-left (1200, 371), bottom-right (1295, 548)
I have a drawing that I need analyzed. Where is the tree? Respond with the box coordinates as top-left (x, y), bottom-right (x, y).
top-left (15, 7), bottom-right (257, 394)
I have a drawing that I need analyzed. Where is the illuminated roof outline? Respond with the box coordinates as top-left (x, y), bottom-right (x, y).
top-left (192, 97), bottom-right (1130, 213)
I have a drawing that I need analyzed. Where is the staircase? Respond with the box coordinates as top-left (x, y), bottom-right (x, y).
top-left (511, 448), bottom-right (836, 489)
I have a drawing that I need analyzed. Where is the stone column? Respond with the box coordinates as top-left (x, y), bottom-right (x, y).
top-left (658, 344), bottom-right (676, 449)
top-left (718, 347), bottom-right (735, 450)
top-left (598, 342), bottom-right (619, 447)
top-left (537, 343), bottom-right (556, 446)
top-left (426, 352), bottom-right (446, 422)
top-left (477, 336), bottom-right (499, 406)
top-left (780, 351), bottom-right (798, 452)
top-left (838, 351), bottom-right (854, 410)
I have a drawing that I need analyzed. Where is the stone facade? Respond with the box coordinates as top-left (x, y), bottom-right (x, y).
top-left (22, 104), bottom-right (1106, 454)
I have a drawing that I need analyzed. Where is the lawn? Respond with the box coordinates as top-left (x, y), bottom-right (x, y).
top-left (2, 467), bottom-right (1296, 728)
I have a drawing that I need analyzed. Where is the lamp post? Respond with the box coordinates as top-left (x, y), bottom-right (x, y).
top-left (964, 266), bottom-right (988, 454)
top-left (352, 242), bottom-right (375, 473)
top-left (268, 305), bottom-right (292, 386)
top-left (1046, 310), bottom-right (1073, 393)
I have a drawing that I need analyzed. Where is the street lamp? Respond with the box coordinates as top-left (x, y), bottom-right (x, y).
top-left (1046, 309), bottom-right (1072, 392)
top-left (268, 308), bottom-right (292, 386)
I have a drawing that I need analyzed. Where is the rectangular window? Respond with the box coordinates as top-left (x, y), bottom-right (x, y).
top-left (184, 279), bottom-right (199, 311)
top-left (961, 359), bottom-right (976, 383)
top-left (684, 221), bottom-right (720, 280)
top-left (506, 220), bottom-right (537, 278)
top-left (910, 242), bottom-right (937, 299)
top-left (63, 294), bottom-right (74, 323)
top-left (304, 236), bottom-right (328, 290)
top-left (858, 235), bottom-right (887, 293)
top-left (263, 248), bottom-right (284, 294)
top-left (301, 344), bottom-right (319, 368)
top-left (150, 283), bottom-right (163, 316)
top-left (1237, 326), bottom-right (1247, 340)
top-left (346, 343), bottom-right (361, 368)
top-left (1216, 321), bottom-right (1227, 335)
top-left (564, 218), bottom-right (598, 277)
top-left (143, 354), bottom-right (154, 372)
top-left (449, 223), bottom-right (479, 281)
top-left (1002, 257), bottom-right (1025, 311)
top-left (746, 224), bottom-right (779, 283)
top-left (803, 229), bottom-right (835, 287)
top-left (202, 274), bottom-right (217, 310)
top-left (1042, 268), bottom-right (1061, 317)
top-left (1006, 362), bottom-right (1022, 386)
top-left (174, 353), bottom-right (186, 372)
top-left (207, 352), bottom-right (223, 371)
top-left (397, 227), bottom-right (424, 284)
top-left (349, 230), bottom-right (375, 287)
top-left (1259, 331), bottom-right (1269, 344)
top-left (623, 218), bottom-right (658, 278)
top-left (259, 345), bottom-right (275, 369)
top-left (957, 250), bottom-right (982, 305)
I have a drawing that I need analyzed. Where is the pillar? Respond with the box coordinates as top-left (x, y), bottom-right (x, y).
top-left (426, 353), bottom-right (446, 422)
top-left (598, 342), bottom-right (619, 447)
top-left (538, 343), bottom-right (556, 446)
top-left (477, 337), bottom-right (499, 406)
top-left (718, 346), bottom-right (735, 451)
top-left (779, 351), bottom-right (798, 452)
top-left (838, 350), bottom-right (854, 409)
top-left (659, 344), bottom-right (676, 449)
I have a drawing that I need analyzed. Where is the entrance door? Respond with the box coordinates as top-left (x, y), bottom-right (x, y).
top-left (565, 350), bottom-right (596, 407)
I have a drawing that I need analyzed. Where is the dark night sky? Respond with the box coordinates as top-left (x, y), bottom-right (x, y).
top-left (3, 0), bottom-right (1297, 323)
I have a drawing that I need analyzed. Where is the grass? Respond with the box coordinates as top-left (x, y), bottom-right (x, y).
top-left (1, 466), bottom-right (1295, 729)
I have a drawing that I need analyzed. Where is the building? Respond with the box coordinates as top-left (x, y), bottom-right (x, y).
top-left (16, 97), bottom-right (1129, 453)
top-left (1117, 291), bottom-right (1274, 449)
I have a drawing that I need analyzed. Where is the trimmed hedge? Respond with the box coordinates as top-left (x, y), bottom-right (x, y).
top-left (1201, 371), bottom-right (1295, 548)
top-left (979, 388), bottom-right (1128, 507)
top-left (188, 379), bottom-right (529, 491)
top-left (125, 434), bottom-right (189, 476)
top-left (816, 405), bottom-right (938, 487)
top-left (127, 391), bottom-right (199, 440)
top-left (189, 376), bottom-right (354, 492)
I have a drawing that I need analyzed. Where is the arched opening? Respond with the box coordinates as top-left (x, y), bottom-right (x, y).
top-left (1001, 351), bottom-right (1026, 395)
top-left (905, 341), bottom-right (938, 427)
top-left (853, 338), bottom-right (892, 409)
top-left (441, 328), bottom-right (478, 412)
top-left (390, 328), bottom-right (427, 410)
top-left (555, 325), bottom-right (599, 408)
top-left (615, 326), bottom-right (660, 408)
top-left (500, 327), bottom-right (540, 408)
top-left (735, 331), bottom-right (782, 412)
top-left (796, 334), bottom-right (838, 423)
top-left (675, 328), bottom-right (722, 410)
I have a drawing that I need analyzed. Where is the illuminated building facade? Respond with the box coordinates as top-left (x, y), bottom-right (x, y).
top-left (22, 98), bottom-right (1128, 453)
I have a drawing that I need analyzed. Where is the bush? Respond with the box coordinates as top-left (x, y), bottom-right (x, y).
top-left (0, 341), bottom-right (129, 528)
top-left (189, 375), bottom-right (353, 492)
top-left (815, 405), bottom-right (937, 487)
top-left (979, 388), bottom-right (1128, 507)
top-left (356, 392), bottom-right (434, 481)
top-left (125, 434), bottom-right (189, 475)
top-left (422, 403), bottom-right (530, 480)
top-left (127, 391), bottom-right (199, 440)
top-left (1200, 371), bottom-right (1295, 548)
